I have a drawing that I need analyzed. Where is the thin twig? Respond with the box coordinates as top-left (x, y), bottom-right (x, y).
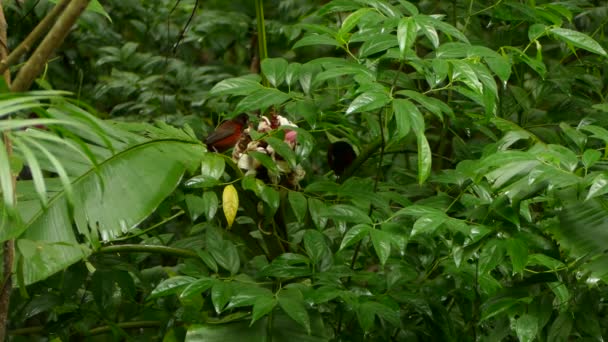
top-left (171, 0), bottom-right (199, 54)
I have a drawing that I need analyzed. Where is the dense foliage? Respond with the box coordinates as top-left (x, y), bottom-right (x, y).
top-left (2, 0), bottom-right (608, 341)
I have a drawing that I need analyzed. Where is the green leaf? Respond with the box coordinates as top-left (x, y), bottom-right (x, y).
top-left (417, 134), bottom-right (432, 184)
top-left (0, 137), bottom-right (14, 213)
top-left (339, 8), bottom-right (371, 36)
top-left (210, 240), bottom-right (240, 275)
top-left (248, 151), bottom-right (280, 174)
top-left (196, 250), bottom-right (218, 273)
top-left (308, 198), bottom-right (327, 230)
top-left (261, 58), bottom-right (288, 87)
top-left (550, 28), bottom-right (607, 56)
top-left (211, 281), bottom-right (233, 314)
top-left (339, 224), bottom-right (371, 250)
top-left (285, 63), bottom-right (302, 87)
top-left (582, 149), bottom-right (601, 169)
top-left (235, 88), bottom-right (291, 113)
top-left (278, 289), bottom-right (310, 333)
top-left (265, 136), bottom-right (297, 168)
top-left (288, 191), bottom-right (307, 223)
top-left (201, 152), bottom-right (225, 180)
top-left (346, 90), bottom-right (391, 114)
top-left (180, 277), bottom-right (215, 300)
top-left (15, 140), bottom-right (204, 285)
top-left (242, 176), bottom-right (280, 214)
top-left (358, 34), bottom-right (398, 58)
top-left (303, 230), bottom-right (330, 267)
top-left (210, 76), bottom-right (263, 96)
top-left (251, 296), bottom-right (277, 326)
top-left (506, 238), bottom-right (528, 275)
top-left (396, 90), bottom-right (453, 120)
top-left (547, 313), bottom-right (573, 342)
top-left (411, 213), bottom-right (445, 236)
top-left (516, 314), bottom-right (539, 342)
top-left (370, 229), bottom-right (392, 265)
top-left (149, 276), bottom-right (196, 299)
top-left (185, 194), bottom-right (205, 222)
top-left (324, 204), bottom-right (372, 224)
top-left (586, 173), bottom-right (608, 200)
top-left (392, 99), bottom-right (411, 139)
top-left (397, 17), bottom-right (418, 55)
top-left (202, 191), bottom-right (219, 221)
top-left (293, 34), bottom-right (340, 49)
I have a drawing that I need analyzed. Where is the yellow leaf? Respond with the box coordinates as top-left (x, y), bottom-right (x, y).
top-left (222, 184), bottom-right (239, 229)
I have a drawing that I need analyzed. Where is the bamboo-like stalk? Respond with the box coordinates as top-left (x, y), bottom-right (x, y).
top-left (11, 0), bottom-right (90, 92)
top-left (0, 0), bottom-right (70, 75)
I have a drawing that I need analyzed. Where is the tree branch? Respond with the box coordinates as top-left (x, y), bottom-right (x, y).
top-left (0, 1), bottom-right (15, 340)
top-left (11, 0), bottom-right (89, 92)
top-left (0, 0), bottom-right (70, 76)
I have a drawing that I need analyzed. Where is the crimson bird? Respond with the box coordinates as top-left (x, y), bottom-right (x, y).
top-left (205, 114), bottom-right (249, 152)
top-left (328, 141), bottom-right (356, 176)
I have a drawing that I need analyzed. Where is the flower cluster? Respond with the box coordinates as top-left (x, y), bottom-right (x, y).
top-left (232, 114), bottom-right (305, 188)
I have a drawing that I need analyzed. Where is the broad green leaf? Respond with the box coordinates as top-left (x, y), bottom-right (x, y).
top-left (202, 191), bottom-right (219, 221)
top-left (180, 277), bottom-right (215, 300)
top-left (285, 63), bottom-right (302, 87)
top-left (346, 90), bottom-right (391, 114)
top-left (226, 285), bottom-right (274, 310)
top-left (288, 191), bottom-right (307, 223)
top-left (506, 238), bottom-right (528, 275)
top-left (516, 314), bottom-right (539, 342)
top-left (451, 60), bottom-right (483, 94)
top-left (251, 296), bottom-right (277, 325)
top-left (547, 313), bottom-right (573, 342)
top-left (265, 137), bottom-right (297, 168)
top-left (15, 140), bottom-right (205, 285)
top-left (392, 99), bottom-right (411, 139)
top-left (587, 173), bottom-right (608, 200)
top-left (0, 137), bottom-right (14, 212)
top-left (308, 198), bottom-right (327, 230)
top-left (210, 239), bottom-right (240, 275)
top-left (397, 17), bottom-right (417, 55)
top-left (417, 134), bottom-right (432, 184)
top-left (550, 28), bottom-right (607, 56)
top-left (370, 229), bottom-right (392, 265)
top-left (293, 34), bottom-right (340, 49)
top-left (559, 122), bottom-right (587, 150)
top-left (210, 76), bottom-right (263, 96)
top-left (248, 151), bottom-right (280, 174)
top-left (324, 204), bottom-right (372, 224)
top-left (339, 224), bottom-right (371, 250)
top-left (391, 98), bottom-right (424, 135)
top-left (396, 90), bottom-right (453, 120)
top-left (303, 230), bottom-right (329, 266)
top-left (235, 88), bottom-right (291, 113)
top-left (278, 289), bottom-right (310, 334)
top-left (411, 213), bottom-right (445, 236)
top-left (358, 34), bottom-right (398, 58)
top-left (417, 17), bottom-right (439, 48)
top-left (480, 296), bottom-right (522, 321)
top-left (211, 281), bottom-right (233, 314)
top-left (339, 8), bottom-right (371, 36)
top-left (261, 58), bottom-right (288, 87)
top-left (241, 176), bottom-right (280, 214)
top-left (149, 276), bottom-right (196, 299)
top-left (582, 149), bottom-right (601, 169)
top-left (185, 194), bottom-right (205, 222)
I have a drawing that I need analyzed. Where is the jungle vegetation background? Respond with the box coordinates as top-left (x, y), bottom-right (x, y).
top-left (1, 0), bottom-right (608, 341)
